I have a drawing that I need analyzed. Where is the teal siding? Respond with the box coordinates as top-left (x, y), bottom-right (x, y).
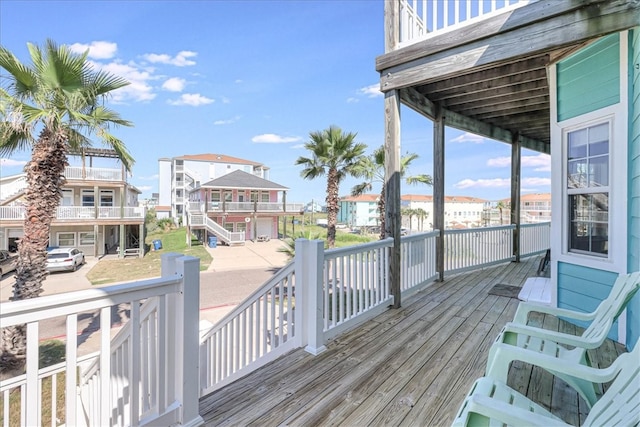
top-left (557, 262), bottom-right (619, 341)
top-left (628, 29), bottom-right (640, 349)
top-left (557, 34), bottom-right (620, 121)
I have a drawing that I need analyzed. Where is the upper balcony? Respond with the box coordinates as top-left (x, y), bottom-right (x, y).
top-left (394, 0), bottom-right (535, 50)
top-left (0, 205), bottom-right (145, 224)
top-left (188, 201), bottom-right (305, 215)
top-left (64, 166), bottom-right (123, 182)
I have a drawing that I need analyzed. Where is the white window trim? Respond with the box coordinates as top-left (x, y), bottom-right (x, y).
top-left (100, 190), bottom-right (114, 207)
top-left (56, 232), bottom-right (76, 247)
top-left (79, 231), bottom-right (96, 246)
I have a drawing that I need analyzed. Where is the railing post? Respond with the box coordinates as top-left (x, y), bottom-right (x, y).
top-left (161, 253), bottom-right (182, 414)
top-left (296, 239), bottom-right (327, 355)
top-left (175, 255), bottom-right (204, 427)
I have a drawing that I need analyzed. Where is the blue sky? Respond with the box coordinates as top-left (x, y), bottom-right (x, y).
top-left (0, 0), bottom-right (550, 204)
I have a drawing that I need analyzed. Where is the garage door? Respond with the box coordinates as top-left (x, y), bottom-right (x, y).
top-left (256, 218), bottom-right (273, 238)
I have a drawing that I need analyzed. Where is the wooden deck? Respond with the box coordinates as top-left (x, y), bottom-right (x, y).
top-left (199, 256), bottom-right (625, 426)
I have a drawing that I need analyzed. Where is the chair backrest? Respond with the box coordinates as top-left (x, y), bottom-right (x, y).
top-left (585, 340), bottom-right (640, 426)
top-left (582, 271), bottom-right (640, 342)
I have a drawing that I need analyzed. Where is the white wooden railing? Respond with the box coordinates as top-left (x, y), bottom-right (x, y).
top-left (401, 231), bottom-right (438, 296)
top-left (0, 254), bottom-right (203, 427)
top-left (199, 261), bottom-right (298, 395)
top-left (0, 175), bottom-right (27, 201)
top-left (520, 222), bottom-right (550, 257)
top-left (64, 166), bottom-right (123, 181)
top-left (443, 225), bottom-right (515, 274)
top-left (188, 213), bottom-right (245, 245)
top-left (0, 205), bottom-right (145, 221)
top-left (396, 0), bottom-right (535, 48)
top-left (202, 201), bottom-right (305, 213)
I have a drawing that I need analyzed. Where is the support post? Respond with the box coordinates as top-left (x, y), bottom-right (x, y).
top-left (434, 104), bottom-right (446, 281)
top-left (175, 255), bottom-right (204, 427)
top-left (511, 132), bottom-right (521, 262)
top-left (297, 239), bottom-right (326, 355)
top-left (385, 89), bottom-right (402, 308)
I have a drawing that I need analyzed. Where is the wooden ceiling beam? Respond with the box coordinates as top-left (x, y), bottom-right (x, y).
top-left (444, 87), bottom-right (549, 110)
top-left (400, 88), bottom-right (549, 154)
top-left (429, 79), bottom-right (549, 104)
top-left (465, 100), bottom-right (549, 120)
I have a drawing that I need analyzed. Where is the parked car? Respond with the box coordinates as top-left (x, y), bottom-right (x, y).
top-left (46, 247), bottom-right (85, 273)
top-left (0, 250), bottom-right (18, 277)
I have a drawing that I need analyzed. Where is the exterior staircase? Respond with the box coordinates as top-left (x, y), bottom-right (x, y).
top-left (188, 211), bottom-right (245, 246)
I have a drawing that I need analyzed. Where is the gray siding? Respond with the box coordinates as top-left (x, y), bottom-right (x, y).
top-left (557, 34), bottom-right (620, 121)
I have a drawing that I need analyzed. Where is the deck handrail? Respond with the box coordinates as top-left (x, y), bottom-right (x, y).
top-left (395, 0), bottom-right (536, 49)
top-left (0, 254), bottom-right (202, 427)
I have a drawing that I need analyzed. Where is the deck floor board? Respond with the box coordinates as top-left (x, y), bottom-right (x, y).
top-left (199, 257), bottom-right (625, 426)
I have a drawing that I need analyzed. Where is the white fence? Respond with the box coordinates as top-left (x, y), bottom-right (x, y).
top-left (443, 225), bottom-right (515, 274)
top-left (396, 0), bottom-right (534, 48)
top-left (0, 254), bottom-right (202, 427)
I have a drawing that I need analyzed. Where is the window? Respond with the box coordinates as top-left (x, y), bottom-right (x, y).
top-left (81, 190), bottom-right (94, 207)
top-left (57, 232), bottom-right (76, 247)
top-left (566, 122), bottom-right (609, 256)
top-left (61, 189), bottom-right (74, 206)
top-left (100, 190), bottom-right (114, 207)
top-left (261, 193), bottom-right (270, 202)
top-left (79, 232), bottom-right (95, 245)
top-left (224, 191), bottom-right (232, 202)
top-left (236, 222), bottom-right (246, 233)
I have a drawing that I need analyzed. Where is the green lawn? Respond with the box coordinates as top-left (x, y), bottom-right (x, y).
top-left (86, 227), bottom-right (212, 285)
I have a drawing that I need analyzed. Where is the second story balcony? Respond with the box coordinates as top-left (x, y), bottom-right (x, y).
top-left (188, 201), bottom-right (305, 214)
top-left (0, 205), bottom-right (145, 223)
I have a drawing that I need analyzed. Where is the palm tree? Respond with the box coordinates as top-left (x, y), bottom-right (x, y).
top-left (496, 201), bottom-right (507, 225)
top-left (351, 146), bottom-right (432, 240)
top-left (295, 126), bottom-right (367, 248)
top-left (414, 207), bottom-right (428, 231)
top-left (0, 40), bottom-right (133, 372)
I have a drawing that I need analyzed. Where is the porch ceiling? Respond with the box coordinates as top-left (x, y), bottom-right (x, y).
top-left (376, 0), bottom-right (639, 154)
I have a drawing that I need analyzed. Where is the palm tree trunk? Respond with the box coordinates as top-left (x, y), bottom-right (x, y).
top-left (1, 129), bottom-right (68, 374)
top-left (326, 168), bottom-right (339, 248)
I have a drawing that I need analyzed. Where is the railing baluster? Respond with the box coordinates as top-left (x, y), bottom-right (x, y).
top-left (65, 314), bottom-right (77, 426)
top-left (129, 300), bottom-right (141, 426)
top-left (100, 306), bottom-right (112, 425)
top-left (25, 322), bottom-right (39, 427)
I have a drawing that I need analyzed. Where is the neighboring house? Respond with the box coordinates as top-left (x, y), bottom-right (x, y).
top-left (158, 153), bottom-right (271, 223)
top-left (187, 170), bottom-right (302, 243)
top-left (0, 149), bottom-right (145, 257)
top-left (379, 1), bottom-right (639, 347)
top-left (401, 194), bottom-right (488, 230)
top-left (338, 194), bottom-right (380, 228)
top-left (491, 193), bottom-right (552, 225)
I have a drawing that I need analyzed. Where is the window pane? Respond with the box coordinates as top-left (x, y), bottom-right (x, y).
top-left (569, 194), bottom-right (608, 256)
top-left (79, 232), bottom-right (95, 245)
top-left (568, 128), bottom-right (587, 159)
top-left (58, 232), bottom-right (75, 247)
top-left (568, 160), bottom-right (587, 188)
top-left (589, 155), bottom-right (609, 187)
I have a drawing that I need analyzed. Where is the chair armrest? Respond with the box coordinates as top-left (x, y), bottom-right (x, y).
top-left (487, 342), bottom-right (625, 384)
top-left (500, 321), bottom-right (603, 349)
top-left (513, 301), bottom-right (596, 325)
top-left (463, 394), bottom-right (570, 427)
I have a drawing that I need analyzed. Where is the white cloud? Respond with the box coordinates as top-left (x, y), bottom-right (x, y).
top-left (136, 185), bottom-right (153, 192)
top-left (450, 132), bottom-right (486, 144)
top-left (69, 41), bottom-right (117, 59)
top-left (142, 51), bottom-right (197, 66)
top-left (235, 79), bottom-right (243, 84)
top-left (221, 96), bottom-right (231, 104)
top-left (91, 60), bottom-right (156, 102)
top-left (252, 134), bottom-right (301, 143)
top-left (214, 116), bottom-right (240, 125)
top-left (487, 153), bottom-right (551, 171)
top-left (358, 84), bottom-right (382, 98)
top-left (454, 177), bottom-right (551, 189)
top-left (168, 93), bottom-right (214, 106)
top-left (0, 158), bottom-right (27, 167)
top-left (162, 77), bottom-right (186, 92)
top-left (290, 144), bottom-right (305, 149)
top-left (346, 97), bottom-right (359, 103)
top-left (135, 174), bottom-right (159, 181)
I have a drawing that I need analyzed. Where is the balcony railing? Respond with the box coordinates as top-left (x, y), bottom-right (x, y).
top-left (395, 0), bottom-right (535, 49)
top-left (199, 223), bottom-right (550, 392)
top-left (64, 166), bottom-right (123, 182)
top-left (0, 205), bottom-right (145, 221)
top-left (0, 255), bottom-right (202, 427)
top-left (197, 201), bottom-right (305, 213)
